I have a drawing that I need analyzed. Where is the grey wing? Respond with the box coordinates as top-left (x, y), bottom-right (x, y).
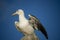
top-left (29, 14), bottom-right (48, 39)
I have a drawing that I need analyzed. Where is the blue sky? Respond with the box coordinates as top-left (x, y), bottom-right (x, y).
top-left (0, 0), bottom-right (60, 40)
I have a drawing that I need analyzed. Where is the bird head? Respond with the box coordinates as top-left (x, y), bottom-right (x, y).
top-left (12, 9), bottom-right (24, 16)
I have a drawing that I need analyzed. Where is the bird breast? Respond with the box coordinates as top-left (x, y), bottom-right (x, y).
top-left (19, 21), bottom-right (34, 34)
top-left (19, 20), bottom-right (28, 28)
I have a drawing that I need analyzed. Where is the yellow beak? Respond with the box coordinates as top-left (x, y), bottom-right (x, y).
top-left (12, 13), bottom-right (17, 16)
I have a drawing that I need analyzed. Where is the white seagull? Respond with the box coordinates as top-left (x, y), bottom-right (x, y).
top-left (12, 9), bottom-right (48, 40)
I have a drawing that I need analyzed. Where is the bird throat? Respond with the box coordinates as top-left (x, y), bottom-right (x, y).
top-left (19, 14), bottom-right (27, 23)
top-left (19, 14), bottom-right (29, 28)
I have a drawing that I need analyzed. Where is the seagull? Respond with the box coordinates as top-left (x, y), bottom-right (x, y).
top-left (12, 9), bottom-right (48, 40)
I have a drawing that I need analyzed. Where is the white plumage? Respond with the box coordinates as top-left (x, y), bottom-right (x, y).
top-left (12, 9), bottom-right (38, 40)
top-left (12, 9), bottom-right (48, 40)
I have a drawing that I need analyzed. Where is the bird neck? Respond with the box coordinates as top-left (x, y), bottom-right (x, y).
top-left (19, 14), bottom-right (27, 22)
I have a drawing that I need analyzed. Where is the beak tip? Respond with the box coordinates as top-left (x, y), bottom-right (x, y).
top-left (12, 14), bottom-right (14, 16)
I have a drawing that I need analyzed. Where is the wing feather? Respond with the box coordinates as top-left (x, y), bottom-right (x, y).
top-left (15, 21), bottom-right (21, 32)
top-left (29, 14), bottom-right (48, 39)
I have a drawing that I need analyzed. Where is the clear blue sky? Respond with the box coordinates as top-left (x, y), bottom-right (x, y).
top-left (0, 0), bottom-right (60, 40)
